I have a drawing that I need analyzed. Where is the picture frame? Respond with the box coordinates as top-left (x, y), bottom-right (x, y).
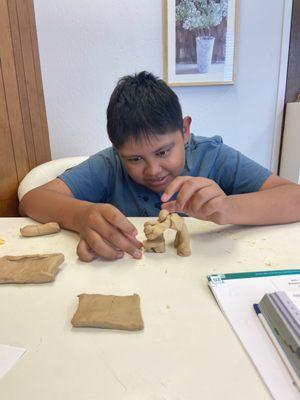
top-left (163, 0), bottom-right (238, 87)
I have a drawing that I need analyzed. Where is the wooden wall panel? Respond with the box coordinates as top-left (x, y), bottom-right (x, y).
top-left (0, 0), bottom-right (29, 181)
top-left (8, 0), bottom-right (36, 170)
top-left (15, 0), bottom-right (51, 165)
top-left (0, 61), bottom-right (19, 216)
top-left (27, 0), bottom-right (50, 162)
top-left (0, 0), bottom-right (51, 216)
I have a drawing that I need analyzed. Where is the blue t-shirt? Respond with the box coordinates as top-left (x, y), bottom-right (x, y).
top-left (59, 134), bottom-right (272, 217)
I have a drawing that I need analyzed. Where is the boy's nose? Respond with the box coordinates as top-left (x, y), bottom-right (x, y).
top-left (144, 162), bottom-right (163, 177)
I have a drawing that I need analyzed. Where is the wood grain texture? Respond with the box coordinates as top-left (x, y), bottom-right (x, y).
top-left (0, 59), bottom-right (19, 216)
top-left (0, 0), bottom-right (51, 216)
top-left (27, 0), bottom-right (50, 163)
top-left (8, 0), bottom-right (36, 170)
top-left (15, 0), bottom-right (51, 165)
top-left (0, 0), bottom-right (29, 181)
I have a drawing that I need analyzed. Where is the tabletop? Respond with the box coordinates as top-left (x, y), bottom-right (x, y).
top-left (1, 217), bottom-right (300, 400)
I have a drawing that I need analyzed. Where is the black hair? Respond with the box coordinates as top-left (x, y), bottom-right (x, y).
top-left (106, 71), bottom-right (183, 148)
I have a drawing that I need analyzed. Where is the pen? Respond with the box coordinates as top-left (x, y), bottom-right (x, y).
top-left (253, 303), bottom-right (300, 391)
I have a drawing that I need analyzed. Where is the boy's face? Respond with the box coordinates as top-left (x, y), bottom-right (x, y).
top-left (117, 117), bottom-right (191, 193)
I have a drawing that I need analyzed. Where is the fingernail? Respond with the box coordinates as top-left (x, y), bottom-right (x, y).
top-left (133, 250), bottom-right (142, 259)
top-left (161, 193), bottom-right (168, 202)
top-left (116, 251), bottom-right (124, 259)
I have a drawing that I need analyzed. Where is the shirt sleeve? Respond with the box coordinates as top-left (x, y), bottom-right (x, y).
top-left (58, 150), bottom-right (114, 203)
top-left (212, 142), bottom-right (272, 195)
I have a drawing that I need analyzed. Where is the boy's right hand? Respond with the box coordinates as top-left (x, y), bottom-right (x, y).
top-left (75, 204), bottom-right (142, 262)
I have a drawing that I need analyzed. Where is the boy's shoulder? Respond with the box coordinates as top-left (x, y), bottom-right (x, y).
top-left (189, 133), bottom-right (223, 147)
top-left (90, 146), bottom-right (116, 159)
top-left (88, 146), bottom-right (120, 167)
top-left (188, 134), bottom-right (225, 157)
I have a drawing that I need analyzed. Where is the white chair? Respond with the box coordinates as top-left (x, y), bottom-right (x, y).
top-left (18, 156), bottom-right (88, 201)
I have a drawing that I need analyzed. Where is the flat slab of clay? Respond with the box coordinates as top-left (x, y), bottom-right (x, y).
top-left (0, 253), bottom-right (64, 283)
top-left (71, 293), bottom-right (144, 331)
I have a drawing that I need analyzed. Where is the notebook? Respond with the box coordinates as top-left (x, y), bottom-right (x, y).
top-left (207, 269), bottom-right (300, 400)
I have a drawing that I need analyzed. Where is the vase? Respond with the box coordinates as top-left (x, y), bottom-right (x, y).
top-left (196, 36), bottom-right (215, 74)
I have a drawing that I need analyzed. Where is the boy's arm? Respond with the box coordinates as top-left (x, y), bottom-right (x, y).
top-left (161, 175), bottom-right (300, 225)
top-left (228, 174), bottom-right (300, 225)
top-left (19, 179), bottom-right (142, 260)
top-left (19, 178), bottom-right (85, 230)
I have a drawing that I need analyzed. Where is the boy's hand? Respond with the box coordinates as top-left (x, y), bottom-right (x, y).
top-left (161, 176), bottom-right (234, 225)
top-left (76, 204), bottom-right (142, 261)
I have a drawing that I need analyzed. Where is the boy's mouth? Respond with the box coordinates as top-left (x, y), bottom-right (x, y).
top-left (145, 175), bottom-right (169, 188)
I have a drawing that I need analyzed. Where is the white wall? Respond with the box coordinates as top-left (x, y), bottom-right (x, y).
top-left (34, 0), bottom-right (287, 170)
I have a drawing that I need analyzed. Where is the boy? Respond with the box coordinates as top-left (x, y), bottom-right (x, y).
top-left (20, 71), bottom-right (300, 262)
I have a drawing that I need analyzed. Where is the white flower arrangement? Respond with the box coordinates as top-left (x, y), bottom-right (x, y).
top-left (176, 0), bottom-right (227, 37)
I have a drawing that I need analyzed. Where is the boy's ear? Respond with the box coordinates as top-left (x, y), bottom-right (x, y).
top-left (182, 116), bottom-right (192, 143)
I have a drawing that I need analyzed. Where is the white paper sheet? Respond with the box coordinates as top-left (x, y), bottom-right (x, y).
top-left (208, 270), bottom-right (300, 400)
top-left (0, 344), bottom-right (26, 379)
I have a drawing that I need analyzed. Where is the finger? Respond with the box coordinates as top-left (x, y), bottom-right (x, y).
top-left (86, 211), bottom-right (142, 259)
top-left (77, 239), bottom-right (98, 262)
top-left (161, 200), bottom-right (178, 212)
top-left (86, 230), bottom-right (125, 260)
top-left (183, 186), bottom-right (222, 215)
top-left (124, 232), bottom-right (143, 248)
top-left (102, 205), bottom-right (138, 236)
top-left (183, 193), bottom-right (224, 221)
top-left (161, 176), bottom-right (213, 203)
top-left (162, 186), bottom-right (218, 214)
top-left (161, 176), bottom-right (191, 202)
top-left (175, 180), bottom-right (214, 210)
top-left (101, 225), bottom-right (143, 259)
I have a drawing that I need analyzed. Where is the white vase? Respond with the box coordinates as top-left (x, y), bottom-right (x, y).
top-left (196, 36), bottom-right (215, 74)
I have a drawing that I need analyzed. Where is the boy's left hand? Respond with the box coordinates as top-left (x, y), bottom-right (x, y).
top-left (161, 176), bottom-right (234, 225)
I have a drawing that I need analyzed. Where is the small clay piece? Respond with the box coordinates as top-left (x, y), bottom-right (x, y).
top-left (142, 233), bottom-right (166, 253)
top-left (143, 210), bottom-right (191, 256)
top-left (169, 213), bottom-right (184, 231)
top-left (174, 224), bottom-right (191, 256)
top-left (71, 293), bottom-right (144, 331)
top-left (20, 222), bottom-right (60, 237)
top-left (158, 209), bottom-right (169, 222)
top-left (0, 253), bottom-right (64, 283)
top-left (170, 213), bottom-right (191, 256)
top-left (0, 238), bottom-right (4, 246)
top-left (143, 212), bottom-right (170, 252)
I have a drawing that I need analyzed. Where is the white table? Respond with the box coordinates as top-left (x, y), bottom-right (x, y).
top-left (1, 217), bottom-right (300, 399)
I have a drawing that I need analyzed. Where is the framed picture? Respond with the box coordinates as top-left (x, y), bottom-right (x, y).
top-left (163, 0), bottom-right (238, 86)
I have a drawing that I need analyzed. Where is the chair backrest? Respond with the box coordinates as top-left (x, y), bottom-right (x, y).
top-left (18, 156), bottom-right (88, 201)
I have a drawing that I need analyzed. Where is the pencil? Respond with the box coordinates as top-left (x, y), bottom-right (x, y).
top-left (253, 303), bottom-right (300, 391)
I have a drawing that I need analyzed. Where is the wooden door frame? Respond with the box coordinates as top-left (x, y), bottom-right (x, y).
top-left (270, 0), bottom-right (293, 173)
top-left (284, 0), bottom-right (300, 103)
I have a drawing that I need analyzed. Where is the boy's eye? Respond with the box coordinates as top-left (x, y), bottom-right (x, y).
top-left (157, 148), bottom-right (171, 157)
top-left (128, 156), bottom-right (142, 163)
